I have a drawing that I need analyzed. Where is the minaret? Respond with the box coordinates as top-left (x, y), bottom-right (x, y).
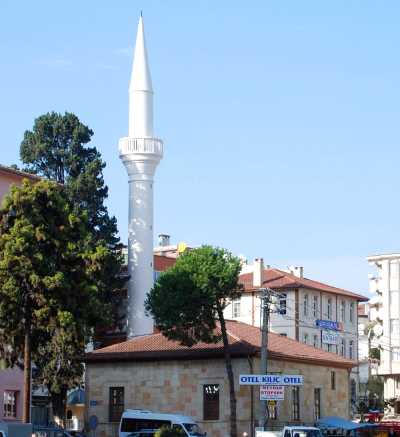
top-left (119, 15), bottom-right (163, 338)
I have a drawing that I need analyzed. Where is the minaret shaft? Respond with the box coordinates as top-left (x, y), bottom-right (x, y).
top-left (119, 16), bottom-right (163, 338)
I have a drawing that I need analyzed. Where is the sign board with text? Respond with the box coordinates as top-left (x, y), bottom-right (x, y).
top-left (322, 330), bottom-right (339, 345)
top-left (239, 374), bottom-right (303, 386)
top-left (260, 385), bottom-right (284, 400)
top-left (316, 319), bottom-right (342, 331)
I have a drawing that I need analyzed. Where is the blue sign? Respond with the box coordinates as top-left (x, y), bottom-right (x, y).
top-left (316, 319), bottom-right (341, 331)
top-left (89, 400), bottom-right (98, 407)
top-left (239, 374), bottom-right (303, 386)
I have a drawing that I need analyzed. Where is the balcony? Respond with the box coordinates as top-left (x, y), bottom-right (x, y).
top-left (119, 137), bottom-right (163, 157)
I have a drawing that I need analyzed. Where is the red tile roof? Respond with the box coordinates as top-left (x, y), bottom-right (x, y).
top-left (240, 268), bottom-right (368, 301)
top-left (86, 320), bottom-right (355, 369)
top-left (0, 165), bottom-right (41, 181)
top-left (154, 255), bottom-right (176, 272)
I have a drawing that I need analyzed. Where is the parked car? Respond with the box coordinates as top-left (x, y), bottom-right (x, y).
top-left (119, 410), bottom-right (206, 437)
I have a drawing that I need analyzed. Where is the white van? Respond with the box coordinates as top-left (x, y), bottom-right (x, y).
top-left (119, 410), bottom-right (206, 437)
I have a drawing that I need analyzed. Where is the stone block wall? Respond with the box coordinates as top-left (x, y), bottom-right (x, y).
top-left (86, 357), bottom-right (350, 437)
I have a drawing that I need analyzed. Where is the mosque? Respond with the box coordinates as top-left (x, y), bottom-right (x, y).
top-left (84, 16), bottom-right (355, 437)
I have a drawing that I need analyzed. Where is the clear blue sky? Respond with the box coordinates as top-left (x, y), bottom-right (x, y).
top-left (1, 1), bottom-right (399, 295)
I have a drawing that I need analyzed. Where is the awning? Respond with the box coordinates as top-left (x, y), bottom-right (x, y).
top-left (317, 417), bottom-right (378, 430)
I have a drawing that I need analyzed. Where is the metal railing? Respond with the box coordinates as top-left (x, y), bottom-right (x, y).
top-left (119, 137), bottom-right (164, 156)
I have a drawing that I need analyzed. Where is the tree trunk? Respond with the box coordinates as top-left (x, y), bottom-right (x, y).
top-left (23, 322), bottom-right (31, 423)
top-left (216, 302), bottom-right (237, 437)
top-left (51, 387), bottom-right (68, 428)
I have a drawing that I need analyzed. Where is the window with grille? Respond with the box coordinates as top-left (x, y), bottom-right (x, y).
top-left (109, 387), bottom-right (124, 422)
top-left (3, 391), bottom-right (17, 418)
top-left (292, 387), bottom-right (300, 420)
top-left (303, 333), bottom-right (309, 344)
top-left (203, 384), bottom-right (219, 420)
top-left (314, 388), bottom-right (321, 420)
top-left (331, 371), bottom-right (336, 390)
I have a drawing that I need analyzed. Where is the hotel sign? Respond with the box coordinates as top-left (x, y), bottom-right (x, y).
top-left (316, 319), bottom-right (342, 331)
top-left (239, 374), bottom-right (303, 386)
top-left (322, 330), bottom-right (339, 345)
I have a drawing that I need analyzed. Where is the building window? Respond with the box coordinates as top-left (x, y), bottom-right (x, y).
top-left (349, 340), bottom-right (354, 360)
top-left (203, 384), bottom-right (219, 420)
top-left (303, 294), bottom-right (309, 317)
top-left (3, 391), bottom-right (17, 418)
top-left (292, 387), bottom-right (300, 421)
top-left (313, 334), bottom-right (319, 348)
top-left (340, 338), bottom-right (346, 357)
top-left (396, 376), bottom-right (400, 389)
top-left (390, 261), bottom-right (399, 291)
top-left (331, 371), bottom-right (336, 390)
top-left (109, 387), bottom-right (124, 422)
top-left (340, 301), bottom-right (346, 322)
top-left (327, 298), bottom-right (332, 320)
top-left (313, 296), bottom-right (319, 318)
top-left (279, 293), bottom-right (287, 315)
top-left (303, 333), bottom-right (309, 344)
top-left (392, 347), bottom-right (400, 362)
top-left (314, 388), bottom-right (321, 420)
top-left (232, 300), bottom-right (241, 318)
top-left (391, 319), bottom-right (400, 338)
top-left (349, 302), bottom-right (354, 323)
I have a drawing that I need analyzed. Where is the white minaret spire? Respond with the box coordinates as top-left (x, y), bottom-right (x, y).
top-left (119, 15), bottom-right (163, 338)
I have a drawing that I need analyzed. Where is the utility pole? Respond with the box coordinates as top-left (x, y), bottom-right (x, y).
top-left (258, 287), bottom-right (271, 430)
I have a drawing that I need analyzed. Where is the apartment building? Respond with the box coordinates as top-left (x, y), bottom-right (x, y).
top-left (225, 258), bottom-right (368, 403)
top-left (368, 253), bottom-right (400, 409)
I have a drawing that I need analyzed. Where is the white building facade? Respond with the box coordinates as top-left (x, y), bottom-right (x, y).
top-left (368, 253), bottom-right (400, 409)
top-left (225, 259), bottom-right (367, 403)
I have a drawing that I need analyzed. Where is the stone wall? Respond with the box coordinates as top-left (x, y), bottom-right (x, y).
top-left (86, 357), bottom-right (350, 437)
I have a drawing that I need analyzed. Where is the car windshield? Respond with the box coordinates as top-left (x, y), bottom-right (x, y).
top-left (183, 424), bottom-right (205, 436)
top-left (293, 430), bottom-right (323, 437)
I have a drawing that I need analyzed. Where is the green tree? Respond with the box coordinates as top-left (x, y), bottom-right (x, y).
top-left (20, 111), bottom-right (118, 245)
top-left (19, 112), bottom-right (125, 419)
top-left (145, 246), bottom-right (243, 437)
top-left (0, 180), bottom-right (112, 422)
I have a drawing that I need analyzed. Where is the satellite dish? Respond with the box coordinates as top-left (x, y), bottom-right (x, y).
top-left (373, 324), bottom-right (383, 337)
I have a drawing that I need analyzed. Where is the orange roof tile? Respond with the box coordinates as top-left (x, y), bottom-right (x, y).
top-left (86, 320), bottom-right (355, 369)
top-left (240, 268), bottom-right (368, 301)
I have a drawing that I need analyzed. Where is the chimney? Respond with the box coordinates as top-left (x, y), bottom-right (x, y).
top-left (289, 266), bottom-right (304, 278)
top-left (253, 258), bottom-right (264, 288)
top-left (158, 234), bottom-right (170, 247)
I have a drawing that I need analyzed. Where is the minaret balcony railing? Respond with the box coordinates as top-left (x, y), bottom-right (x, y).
top-left (119, 137), bottom-right (164, 156)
